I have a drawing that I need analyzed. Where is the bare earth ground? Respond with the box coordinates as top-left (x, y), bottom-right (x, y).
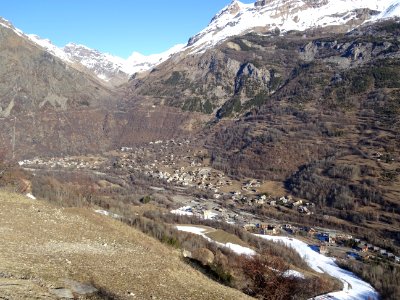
top-left (0, 191), bottom-right (251, 300)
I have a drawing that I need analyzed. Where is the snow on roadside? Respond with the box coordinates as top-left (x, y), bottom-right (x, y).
top-left (26, 193), bottom-right (36, 200)
top-left (225, 242), bottom-right (256, 256)
top-left (258, 235), bottom-right (379, 300)
top-left (171, 206), bottom-right (193, 216)
top-left (176, 225), bottom-right (256, 256)
top-left (176, 225), bottom-right (207, 235)
top-left (176, 226), bottom-right (305, 277)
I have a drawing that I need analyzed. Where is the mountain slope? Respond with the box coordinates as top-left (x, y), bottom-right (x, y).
top-left (0, 190), bottom-right (251, 299)
top-left (124, 6), bottom-right (400, 261)
top-left (128, 1), bottom-right (400, 115)
top-left (204, 19), bottom-right (400, 258)
top-left (6, 0), bottom-right (400, 86)
top-left (0, 18), bottom-right (115, 116)
top-left (0, 18), bottom-right (200, 159)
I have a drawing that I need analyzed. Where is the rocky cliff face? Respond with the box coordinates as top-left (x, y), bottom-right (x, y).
top-left (126, 46), bottom-right (282, 115)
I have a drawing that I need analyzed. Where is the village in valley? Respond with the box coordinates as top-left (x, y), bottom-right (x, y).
top-left (18, 138), bottom-right (399, 266)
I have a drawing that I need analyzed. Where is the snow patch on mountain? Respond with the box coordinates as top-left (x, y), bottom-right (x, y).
top-left (187, 0), bottom-right (400, 53)
top-left (27, 34), bottom-right (73, 63)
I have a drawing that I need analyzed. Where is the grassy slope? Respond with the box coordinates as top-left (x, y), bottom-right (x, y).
top-left (0, 191), bottom-right (252, 300)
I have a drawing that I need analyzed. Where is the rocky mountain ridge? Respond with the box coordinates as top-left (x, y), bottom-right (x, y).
top-left (27, 33), bottom-right (185, 84)
top-left (5, 1), bottom-right (400, 85)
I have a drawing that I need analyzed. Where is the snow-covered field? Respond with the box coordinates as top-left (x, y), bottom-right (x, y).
top-left (258, 235), bottom-right (379, 300)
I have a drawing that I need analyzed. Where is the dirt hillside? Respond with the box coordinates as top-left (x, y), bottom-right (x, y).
top-left (0, 191), bottom-right (251, 300)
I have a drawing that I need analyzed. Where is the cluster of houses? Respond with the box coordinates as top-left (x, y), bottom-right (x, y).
top-left (355, 239), bottom-right (400, 263)
top-left (144, 167), bottom-right (230, 192)
top-left (282, 225), bottom-right (400, 263)
top-left (240, 194), bottom-right (315, 215)
top-left (270, 196), bottom-right (315, 214)
top-left (148, 139), bottom-right (191, 147)
top-left (170, 201), bottom-right (252, 226)
top-left (244, 223), bottom-right (280, 235)
top-left (241, 179), bottom-right (262, 192)
top-left (18, 156), bottom-right (104, 170)
top-left (114, 143), bottom-right (320, 220)
top-left (18, 141), bottom-right (399, 266)
top-left (244, 221), bottom-right (400, 263)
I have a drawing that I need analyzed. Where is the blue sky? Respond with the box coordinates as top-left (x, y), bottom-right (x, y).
top-left (2, 0), bottom-right (254, 58)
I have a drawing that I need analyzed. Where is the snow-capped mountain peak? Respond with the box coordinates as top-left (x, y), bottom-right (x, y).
top-left (187, 0), bottom-right (400, 53)
top-left (27, 35), bottom-right (185, 83)
top-left (125, 43), bottom-right (186, 74)
top-left (210, 0), bottom-right (250, 23)
top-left (62, 43), bottom-right (127, 81)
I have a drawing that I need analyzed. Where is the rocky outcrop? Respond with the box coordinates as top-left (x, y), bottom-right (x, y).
top-left (304, 0), bottom-right (329, 8)
top-left (254, 0), bottom-right (267, 7)
top-left (299, 37), bottom-right (397, 68)
top-left (183, 248), bottom-right (215, 266)
top-left (234, 63), bottom-right (271, 95)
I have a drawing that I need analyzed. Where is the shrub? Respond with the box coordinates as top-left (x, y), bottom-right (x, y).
top-left (140, 195), bottom-right (152, 204)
